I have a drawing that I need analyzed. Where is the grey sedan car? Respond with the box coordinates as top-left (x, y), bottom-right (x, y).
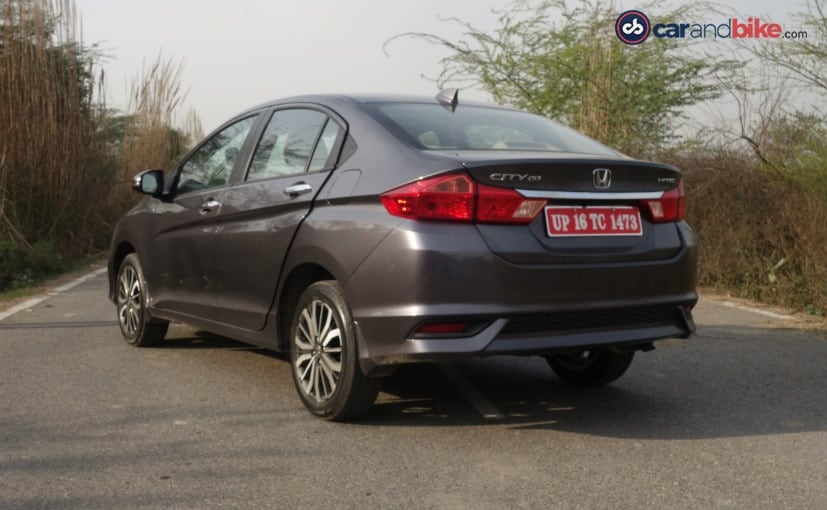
top-left (108, 91), bottom-right (697, 420)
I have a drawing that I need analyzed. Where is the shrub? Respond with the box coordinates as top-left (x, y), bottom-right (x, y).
top-left (0, 241), bottom-right (65, 291)
top-left (668, 148), bottom-right (827, 313)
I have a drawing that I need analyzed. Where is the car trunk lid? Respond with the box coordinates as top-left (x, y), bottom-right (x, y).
top-left (445, 151), bottom-right (685, 264)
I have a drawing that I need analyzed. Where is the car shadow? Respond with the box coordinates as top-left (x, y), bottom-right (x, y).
top-left (156, 324), bottom-right (827, 440)
top-left (367, 326), bottom-right (827, 440)
top-left (156, 329), bottom-right (285, 359)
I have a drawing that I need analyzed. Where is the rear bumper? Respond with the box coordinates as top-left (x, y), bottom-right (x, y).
top-left (353, 304), bottom-right (694, 375)
top-left (343, 221), bottom-right (698, 376)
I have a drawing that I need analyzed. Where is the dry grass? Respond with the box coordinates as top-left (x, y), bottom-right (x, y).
top-left (0, 1), bottom-right (195, 291)
top-left (112, 54), bottom-right (189, 206)
top-left (0, 0), bottom-right (108, 254)
top-left (669, 148), bottom-right (827, 313)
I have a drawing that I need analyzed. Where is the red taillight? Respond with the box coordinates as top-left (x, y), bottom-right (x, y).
top-left (380, 174), bottom-right (474, 222)
top-left (643, 181), bottom-right (686, 223)
top-left (381, 173), bottom-right (547, 224)
top-left (476, 184), bottom-right (547, 224)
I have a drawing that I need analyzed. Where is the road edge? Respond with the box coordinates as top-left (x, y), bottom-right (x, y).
top-left (0, 267), bottom-right (108, 322)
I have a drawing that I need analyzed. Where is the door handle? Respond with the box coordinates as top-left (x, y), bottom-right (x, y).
top-left (200, 199), bottom-right (221, 214)
top-left (283, 183), bottom-right (313, 198)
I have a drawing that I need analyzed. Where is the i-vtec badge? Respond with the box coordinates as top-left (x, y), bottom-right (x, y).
top-left (490, 173), bottom-right (542, 182)
top-left (657, 176), bottom-right (677, 184)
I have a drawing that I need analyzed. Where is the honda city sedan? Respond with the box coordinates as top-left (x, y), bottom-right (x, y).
top-left (108, 91), bottom-right (697, 420)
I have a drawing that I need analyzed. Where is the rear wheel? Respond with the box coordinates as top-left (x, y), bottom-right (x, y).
top-left (545, 350), bottom-right (634, 386)
top-left (116, 254), bottom-right (168, 346)
top-left (289, 281), bottom-right (381, 420)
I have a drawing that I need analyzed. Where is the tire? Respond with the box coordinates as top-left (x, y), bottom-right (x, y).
top-left (289, 281), bottom-right (381, 420)
top-left (115, 254), bottom-right (168, 347)
top-left (545, 350), bottom-right (635, 386)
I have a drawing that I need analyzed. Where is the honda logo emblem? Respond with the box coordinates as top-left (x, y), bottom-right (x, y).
top-left (593, 168), bottom-right (612, 189)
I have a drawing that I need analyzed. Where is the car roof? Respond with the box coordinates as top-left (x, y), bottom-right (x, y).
top-left (236, 93), bottom-right (510, 118)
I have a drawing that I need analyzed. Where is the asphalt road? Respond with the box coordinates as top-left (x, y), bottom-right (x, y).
top-left (1, 269), bottom-right (825, 509)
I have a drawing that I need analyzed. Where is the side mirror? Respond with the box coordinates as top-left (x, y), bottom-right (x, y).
top-left (132, 169), bottom-right (165, 196)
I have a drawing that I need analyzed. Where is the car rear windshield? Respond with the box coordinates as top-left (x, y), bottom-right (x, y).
top-left (365, 103), bottom-right (618, 156)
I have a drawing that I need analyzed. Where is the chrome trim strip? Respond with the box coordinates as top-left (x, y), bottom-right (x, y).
top-left (517, 189), bottom-right (664, 200)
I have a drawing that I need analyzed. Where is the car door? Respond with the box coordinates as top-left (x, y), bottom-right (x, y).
top-left (147, 115), bottom-right (260, 319)
top-left (214, 107), bottom-right (345, 330)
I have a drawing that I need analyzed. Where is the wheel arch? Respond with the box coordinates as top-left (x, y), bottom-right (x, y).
top-left (108, 241), bottom-right (136, 302)
top-left (276, 263), bottom-right (335, 350)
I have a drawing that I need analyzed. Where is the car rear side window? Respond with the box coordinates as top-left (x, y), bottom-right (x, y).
top-left (247, 109), bottom-right (329, 181)
top-left (176, 116), bottom-right (256, 194)
top-left (367, 103), bottom-right (617, 156)
top-left (307, 121), bottom-right (342, 172)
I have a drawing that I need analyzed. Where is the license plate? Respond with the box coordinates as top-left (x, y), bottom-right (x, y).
top-left (545, 206), bottom-right (642, 237)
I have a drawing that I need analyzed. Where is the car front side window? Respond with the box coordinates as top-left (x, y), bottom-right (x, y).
top-left (176, 116), bottom-right (257, 194)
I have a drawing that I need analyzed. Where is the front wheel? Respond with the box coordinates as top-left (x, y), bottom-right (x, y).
top-left (545, 350), bottom-right (635, 386)
top-left (289, 281), bottom-right (381, 420)
top-left (116, 254), bottom-right (168, 346)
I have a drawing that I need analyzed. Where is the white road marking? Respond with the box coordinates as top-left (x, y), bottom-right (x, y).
top-left (437, 362), bottom-right (504, 420)
top-left (0, 267), bottom-right (108, 322)
top-left (716, 300), bottom-right (796, 320)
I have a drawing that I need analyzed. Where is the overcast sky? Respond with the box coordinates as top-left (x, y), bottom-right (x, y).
top-left (74, 0), bottom-right (803, 133)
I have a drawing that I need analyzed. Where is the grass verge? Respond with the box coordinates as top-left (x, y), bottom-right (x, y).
top-left (0, 255), bottom-right (106, 308)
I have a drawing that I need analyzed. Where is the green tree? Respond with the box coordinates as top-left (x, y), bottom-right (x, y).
top-left (752, 0), bottom-right (827, 93)
top-left (390, 0), bottom-right (733, 158)
top-left (730, 0), bottom-right (827, 187)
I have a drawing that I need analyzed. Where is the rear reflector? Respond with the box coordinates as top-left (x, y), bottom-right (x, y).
top-left (381, 173), bottom-right (547, 224)
top-left (412, 320), bottom-right (492, 338)
top-left (414, 322), bottom-right (469, 335)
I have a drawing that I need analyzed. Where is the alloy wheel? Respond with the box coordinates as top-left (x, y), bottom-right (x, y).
top-left (293, 299), bottom-right (343, 403)
top-left (117, 265), bottom-right (142, 337)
